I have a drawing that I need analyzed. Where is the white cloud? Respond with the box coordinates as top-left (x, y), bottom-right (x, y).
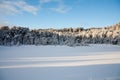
top-left (39, 0), bottom-right (61, 4)
top-left (0, 1), bottom-right (20, 15)
top-left (39, 0), bottom-right (71, 13)
top-left (39, 0), bottom-right (53, 3)
top-left (14, 1), bottom-right (38, 15)
top-left (0, 0), bottom-right (38, 15)
top-left (0, 0), bottom-right (72, 16)
top-left (50, 5), bottom-right (72, 13)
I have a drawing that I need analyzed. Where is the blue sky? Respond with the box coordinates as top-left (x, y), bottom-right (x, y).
top-left (0, 0), bottom-right (120, 29)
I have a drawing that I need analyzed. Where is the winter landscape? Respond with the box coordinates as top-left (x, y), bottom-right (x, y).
top-left (0, 0), bottom-right (120, 80)
top-left (0, 23), bottom-right (120, 80)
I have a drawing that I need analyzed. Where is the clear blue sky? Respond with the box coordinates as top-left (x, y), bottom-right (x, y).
top-left (0, 0), bottom-right (120, 29)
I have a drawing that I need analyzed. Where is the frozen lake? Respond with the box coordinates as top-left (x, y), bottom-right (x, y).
top-left (0, 44), bottom-right (120, 80)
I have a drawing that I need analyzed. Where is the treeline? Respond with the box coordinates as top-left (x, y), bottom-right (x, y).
top-left (0, 23), bottom-right (120, 46)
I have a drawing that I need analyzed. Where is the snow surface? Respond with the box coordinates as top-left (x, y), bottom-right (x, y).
top-left (0, 44), bottom-right (120, 80)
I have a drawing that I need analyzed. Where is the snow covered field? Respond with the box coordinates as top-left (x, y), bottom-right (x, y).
top-left (0, 44), bottom-right (120, 80)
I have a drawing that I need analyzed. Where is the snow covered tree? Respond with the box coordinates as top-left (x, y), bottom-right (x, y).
top-left (0, 22), bottom-right (120, 46)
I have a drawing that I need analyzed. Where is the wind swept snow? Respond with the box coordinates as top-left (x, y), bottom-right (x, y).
top-left (0, 44), bottom-right (120, 80)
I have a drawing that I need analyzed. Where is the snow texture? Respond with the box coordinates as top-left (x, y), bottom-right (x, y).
top-left (0, 44), bottom-right (120, 80)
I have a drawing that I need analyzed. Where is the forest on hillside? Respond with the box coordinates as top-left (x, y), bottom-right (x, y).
top-left (0, 23), bottom-right (120, 46)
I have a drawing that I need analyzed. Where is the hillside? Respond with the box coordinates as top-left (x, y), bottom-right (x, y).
top-left (0, 23), bottom-right (120, 46)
